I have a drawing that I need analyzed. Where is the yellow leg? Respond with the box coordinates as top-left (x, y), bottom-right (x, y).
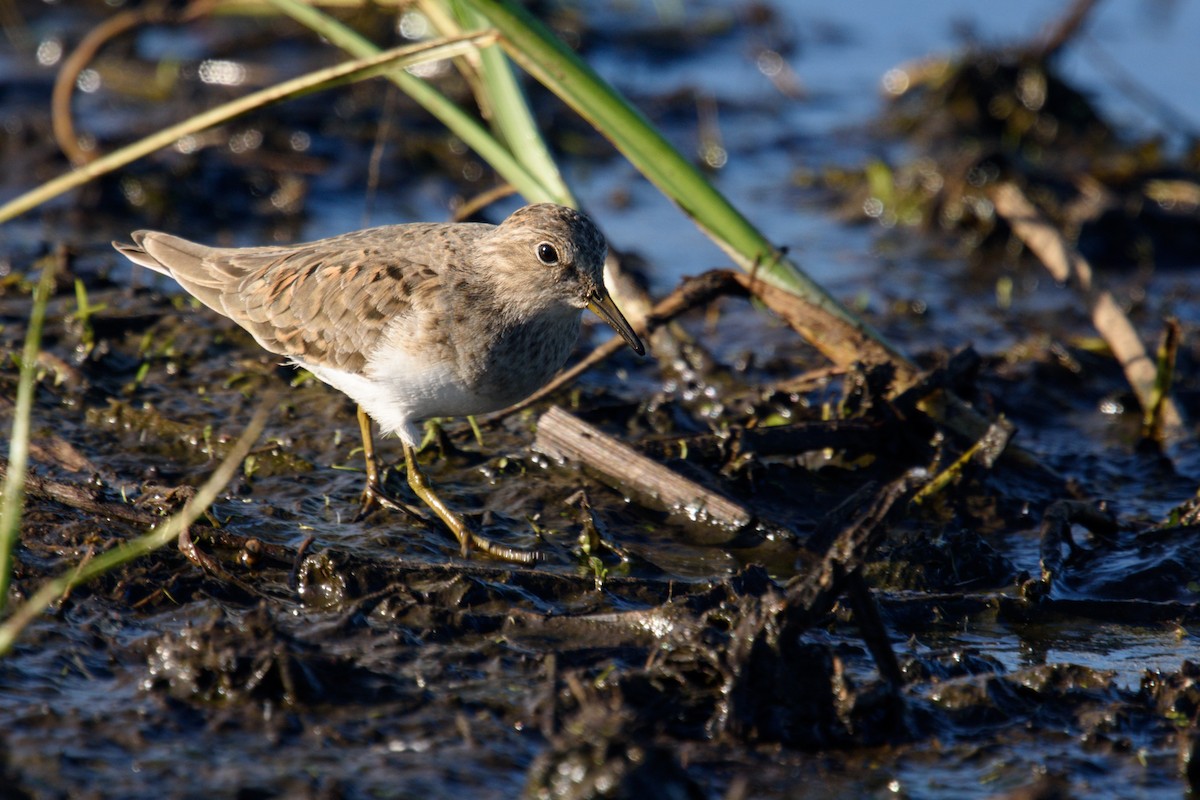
top-left (402, 440), bottom-right (541, 564)
top-left (355, 406), bottom-right (424, 521)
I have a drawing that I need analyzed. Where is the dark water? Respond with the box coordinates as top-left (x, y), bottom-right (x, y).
top-left (2, 1), bottom-right (1200, 798)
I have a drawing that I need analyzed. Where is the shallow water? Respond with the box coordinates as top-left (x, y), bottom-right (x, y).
top-left (3, 1), bottom-right (1200, 798)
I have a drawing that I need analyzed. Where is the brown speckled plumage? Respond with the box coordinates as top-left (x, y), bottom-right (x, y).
top-left (113, 203), bottom-right (644, 562)
top-left (118, 222), bottom-right (478, 374)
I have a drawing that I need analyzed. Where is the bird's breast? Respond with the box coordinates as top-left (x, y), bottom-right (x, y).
top-left (472, 311), bottom-right (582, 406)
top-left (345, 307), bottom-right (582, 433)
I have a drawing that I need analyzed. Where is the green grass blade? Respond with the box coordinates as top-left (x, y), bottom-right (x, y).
top-left (0, 31), bottom-right (497, 224)
top-left (0, 398), bottom-right (272, 655)
top-left (440, 0), bottom-right (573, 205)
top-left (266, 0), bottom-right (558, 203)
top-left (466, 0), bottom-right (899, 345)
top-left (468, 1), bottom-right (797, 280)
top-left (0, 261), bottom-right (59, 615)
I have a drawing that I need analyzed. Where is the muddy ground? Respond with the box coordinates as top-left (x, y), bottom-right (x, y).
top-left (2, 2), bottom-right (1200, 798)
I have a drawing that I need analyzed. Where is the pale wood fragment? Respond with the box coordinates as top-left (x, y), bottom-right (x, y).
top-left (534, 406), bottom-right (751, 535)
top-left (990, 181), bottom-right (1185, 441)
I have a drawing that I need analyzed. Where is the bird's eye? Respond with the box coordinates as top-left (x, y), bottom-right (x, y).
top-left (536, 242), bottom-right (560, 265)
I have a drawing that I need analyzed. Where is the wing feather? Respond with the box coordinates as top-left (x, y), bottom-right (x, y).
top-left (117, 227), bottom-right (451, 374)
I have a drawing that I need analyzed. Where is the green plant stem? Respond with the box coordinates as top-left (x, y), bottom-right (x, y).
top-left (0, 261), bottom-right (59, 615)
top-left (466, 0), bottom-right (905, 358)
top-left (0, 399), bottom-right (272, 656)
top-left (0, 31), bottom-right (496, 224)
top-left (266, 0), bottom-right (558, 203)
top-left (441, 0), bottom-right (573, 205)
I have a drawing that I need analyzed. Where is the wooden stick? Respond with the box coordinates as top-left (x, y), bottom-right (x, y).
top-left (534, 406), bottom-right (751, 538)
top-left (990, 181), bottom-right (1185, 441)
top-left (1033, 0), bottom-right (1101, 59)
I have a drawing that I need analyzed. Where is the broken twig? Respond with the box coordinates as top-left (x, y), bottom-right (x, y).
top-left (534, 406), bottom-right (751, 540)
top-left (990, 181), bottom-right (1185, 442)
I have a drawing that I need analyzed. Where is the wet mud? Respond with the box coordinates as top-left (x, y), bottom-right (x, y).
top-left (3, 2), bottom-right (1200, 798)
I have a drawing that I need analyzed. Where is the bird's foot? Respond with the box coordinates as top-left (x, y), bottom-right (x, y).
top-left (401, 443), bottom-right (542, 564)
top-left (357, 471), bottom-right (539, 563)
top-left (355, 477), bottom-right (428, 524)
top-left (463, 527), bottom-right (544, 565)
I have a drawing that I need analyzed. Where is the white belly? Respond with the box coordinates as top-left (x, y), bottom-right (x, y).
top-left (297, 308), bottom-right (581, 446)
top-left (301, 355), bottom-right (489, 446)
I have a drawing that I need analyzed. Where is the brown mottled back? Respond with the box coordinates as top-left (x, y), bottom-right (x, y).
top-left (115, 224), bottom-right (490, 373)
